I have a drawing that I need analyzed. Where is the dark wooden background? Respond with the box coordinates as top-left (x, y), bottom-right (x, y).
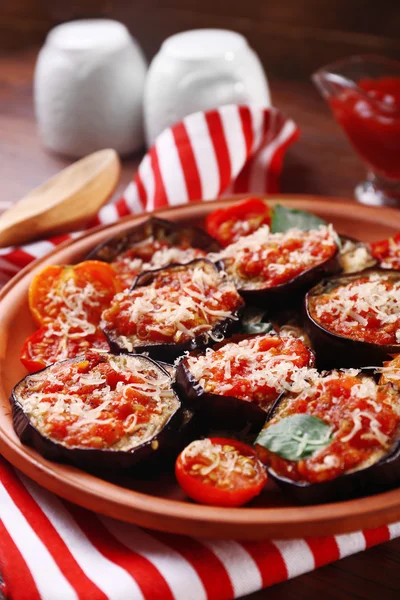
top-left (1, 0), bottom-right (400, 78)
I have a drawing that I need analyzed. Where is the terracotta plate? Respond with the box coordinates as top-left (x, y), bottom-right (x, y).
top-left (2, 195), bottom-right (400, 540)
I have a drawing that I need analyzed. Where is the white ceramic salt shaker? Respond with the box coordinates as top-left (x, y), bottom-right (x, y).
top-left (144, 29), bottom-right (270, 147)
top-left (34, 19), bottom-right (147, 157)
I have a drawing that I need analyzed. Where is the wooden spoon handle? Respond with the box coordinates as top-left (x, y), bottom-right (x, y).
top-left (0, 149), bottom-right (121, 248)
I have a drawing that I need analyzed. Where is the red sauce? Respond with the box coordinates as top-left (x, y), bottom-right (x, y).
top-left (112, 238), bottom-right (206, 289)
top-left (370, 233), bottom-right (400, 270)
top-left (102, 263), bottom-right (243, 346)
top-left (329, 77), bottom-right (400, 180)
top-left (259, 373), bottom-right (400, 483)
top-left (309, 274), bottom-right (400, 345)
top-left (20, 352), bottom-right (176, 449)
top-left (187, 336), bottom-right (313, 408)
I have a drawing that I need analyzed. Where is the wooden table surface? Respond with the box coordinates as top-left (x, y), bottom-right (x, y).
top-left (1, 48), bottom-right (400, 600)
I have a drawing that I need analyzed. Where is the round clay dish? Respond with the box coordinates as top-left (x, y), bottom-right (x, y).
top-left (1, 195), bottom-right (400, 540)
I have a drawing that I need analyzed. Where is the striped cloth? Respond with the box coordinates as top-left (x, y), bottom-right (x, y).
top-left (0, 104), bottom-right (399, 599)
top-left (0, 105), bottom-right (298, 283)
top-left (1, 458), bottom-right (399, 600)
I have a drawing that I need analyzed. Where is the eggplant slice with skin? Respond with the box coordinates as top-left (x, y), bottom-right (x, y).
top-left (101, 258), bottom-right (245, 362)
top-left (11, 351), bottom-right (191, 472)
top-left (86, 216), bottom-right (220, 289)
top-left (176, 333), bottom-right (315, 434)
top-left (210, 225), bottom-right (341, 309)
top-left (305, 268), bottom-right (400, 369)
top-left (255, 369), bottom-right (400, 504)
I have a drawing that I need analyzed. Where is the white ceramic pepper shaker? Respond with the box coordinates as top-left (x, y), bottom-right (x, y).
top-left (34, 19), bottom-right (147, 157)
top-left (144, 29), bottom-right (270, 147)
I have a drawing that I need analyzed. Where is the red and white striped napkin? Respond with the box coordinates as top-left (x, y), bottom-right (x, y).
top-left (0, 105), bottom-right (298, 282)
top-left (0, 104), bottom-right (399, 600)
top-left (1, 457), bottom-right (399, 600)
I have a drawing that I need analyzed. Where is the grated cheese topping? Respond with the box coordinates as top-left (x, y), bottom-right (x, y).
top-left (339, 241), bottom-right (375, 274)
top-left (180, 438), bottom-right (265, 488)
top-left (44, 276), bottom-right (111, 339)
top-left (101, 261), bottom-right (243, 350)
top-left (265, 370), bottom-right (400, 482)
top-left (311, 272), bottom-right (400, 345)
top-left (185, 335), bottom-right (315, 407)
top-left (209, 225), bottom-right (338, 290)
top-left (112, 236), bottom-right (206, 288)
top-left (16, 352), bottom-right (179, 451)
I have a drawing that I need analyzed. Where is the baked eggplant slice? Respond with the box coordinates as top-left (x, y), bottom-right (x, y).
top-left (101, 258), bottom-right (244, 362)
top-left (305, 268), bottom-right (400, 368)
top-left (176, 333), bottom-right (315, 433)
top-left (210, 224), bottom-right (341, 308)
top-left (255, 369), bottom-right (400, 504)
top-left (11, 350), bottom-right (189, 472)
top-left (87, 216), bottom-right (220, 289)
top-left (369, 232), bottom-right (400, 271)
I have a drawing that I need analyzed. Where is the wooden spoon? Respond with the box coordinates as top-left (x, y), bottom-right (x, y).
top-left (0, 149), bottom-right (121, 248)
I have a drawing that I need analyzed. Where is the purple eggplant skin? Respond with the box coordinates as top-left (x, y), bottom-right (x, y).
top-left (86, 216), bottom-right (220, 263)
top-left (258, 374), bottom-right (400, 505)
top-left (266, 446), bottom-right (400, 505)
top-left (304, 268), bottom-right (400, 369)
top-left (10, 354), bottom-right (192, 474)
top-left (175, 333), bottom-right (315, 435)
top-left (228, 244), bottom-right (341, 310)
top-left (103, 259), bottom-right (245, 363)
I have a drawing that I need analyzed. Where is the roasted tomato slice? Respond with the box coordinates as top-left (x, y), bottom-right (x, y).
top-left (20, 325), bottom-right (110, 373)
top-left (175, 437), bottom-right (267, 507)
top-left (29, 260), bottom-right (118, 327)
top-left (206, 198), bottom-right (271, 247)
top-left (369, 233), bottom-right (400, 270)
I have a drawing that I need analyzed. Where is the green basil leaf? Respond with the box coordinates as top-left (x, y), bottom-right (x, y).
top-left (240, 306), bottom-right (273, 335)
top-left (271, 205), bottom-right (327, 233)
top-left (255, 414), bottom-right (333, 461)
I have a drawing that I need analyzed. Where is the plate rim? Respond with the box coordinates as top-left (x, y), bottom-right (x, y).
top-left (2, 193), bottom-right (400, 540)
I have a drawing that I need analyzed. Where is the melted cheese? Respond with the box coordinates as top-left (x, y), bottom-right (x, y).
top-left (340, 242), bottom-right (374, 274)
top-left (180, 439), bottom-right (260, 484)
top-left (46, 278), bottom-right (104, 337)
top-left (209, 224), bottom-right (338, 290)
top-left (17, 353), bottom-right (179, 451)
top-left (313, 272), bottom-right (400, 340)
top-left (102, 263), bottom-right (242, 349)
top-left (341, 408), bottom-right (390, 447)
top-left (118, 236), bottom-right (205, 274)
top-left (282, 370), bottom-right (394, 451)
top-left (186, 336), bottom-right (317, 400)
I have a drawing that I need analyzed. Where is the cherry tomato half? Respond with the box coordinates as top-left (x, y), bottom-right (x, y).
top-left (206, 197), bottom-right (271, 247)
top-left (20, 325), bottom-right (110, 373)
top-left (369, 232), bottom-right (400, 270)
top-left (29, 260), bottom-right (118, 327)
top-left (175, 437), bottom-right (267, 507)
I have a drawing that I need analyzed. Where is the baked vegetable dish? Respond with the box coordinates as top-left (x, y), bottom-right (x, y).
top-left (101, 259), bottom-right (244, 360)
top-left (255, 369), bottom-right (400, 503)
top-left (176, 333), bottom-right (314, 431)
top-left (305, 269), bottom-right (400, 367)
top-left (13, 198), bottom-right (400, 505)
top-left (12, 351), bottom-right (185, 471)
